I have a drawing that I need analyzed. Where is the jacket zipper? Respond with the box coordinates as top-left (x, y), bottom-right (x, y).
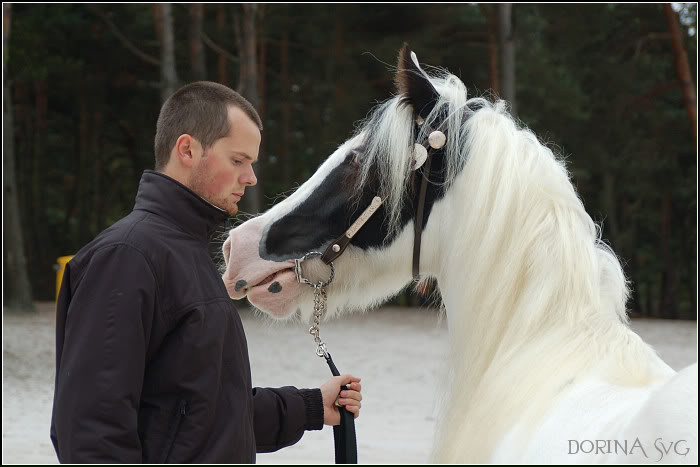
top-left (161, 400), bottom-right (187, 463)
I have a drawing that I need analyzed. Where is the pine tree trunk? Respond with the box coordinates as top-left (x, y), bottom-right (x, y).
top-left (479, 4), bottom-right (500, 95)
top-left (280, 31), bottom-right (291, 184)
top-left (190, 4), bottom-right (206, 81)
top-left (78, 98), bottom-right (91, 245)
top-left (257, 4), bottom-right (266, 122)
top-left (3, 4), bottom-right (34, 311)
top-left (93, 109), bottom-right (105, 232)
top-left (236, 4), bottom-right (262, 214)
top-left (33, 79), bottom-right (50, 280)
top-left (498, 3), bottom-right (516, 115)
top-left (334, 16), bottom-right (345, 112)
top-left (13, 83), bottom-right (30, 227)
top-left (663, 4), bottom-right (697, 317)
top-left (659, 191), bottom-right (679, 319)
top-left (216, 5), bottom-right (228, 85)
top-left (663, 4), bottom-right (697, 147)
top-left (257, 5), bottom-right (267, 207)
top-left (156, 3), bottom-right (179, 103)
top-left (23, 83), bottom-right (35, 270)
top-left (237, 4), bottom-right (259, 110)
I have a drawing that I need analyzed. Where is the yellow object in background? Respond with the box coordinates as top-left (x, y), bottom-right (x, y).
top-left (55, 256), bottom-right (74, 301)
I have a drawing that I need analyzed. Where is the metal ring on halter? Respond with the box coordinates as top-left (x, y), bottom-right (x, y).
top-left (294, 251), bottom-right (335, 288)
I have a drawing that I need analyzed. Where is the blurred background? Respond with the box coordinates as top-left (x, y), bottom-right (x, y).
top-left (3, 3), bottom-right (697, 319)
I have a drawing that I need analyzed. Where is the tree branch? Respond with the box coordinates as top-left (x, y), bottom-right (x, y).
top-left (200, 30), bottom-right (239, 64)
top-left (86, 5), bottom-right (160, 67)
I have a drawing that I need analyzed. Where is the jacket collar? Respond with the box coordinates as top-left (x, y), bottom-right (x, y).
top-left (133, 170), bottom-right (229, 242)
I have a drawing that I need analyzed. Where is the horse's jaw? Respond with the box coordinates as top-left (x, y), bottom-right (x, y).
top-left (222, 213), bottom-right (421, 319)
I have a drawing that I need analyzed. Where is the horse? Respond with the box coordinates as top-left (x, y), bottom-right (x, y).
top-left (221, 44), bottom-right (698, 463)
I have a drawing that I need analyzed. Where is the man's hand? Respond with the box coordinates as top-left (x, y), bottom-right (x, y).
top-left (320, 375), bottom-right (362, 426)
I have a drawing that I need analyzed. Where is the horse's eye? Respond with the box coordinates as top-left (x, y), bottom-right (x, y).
top-left (350, 151), bottom-right (361, 167)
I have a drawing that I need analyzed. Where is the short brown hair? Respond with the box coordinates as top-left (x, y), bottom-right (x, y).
top-left (154, 81), bottom-right (263, 170)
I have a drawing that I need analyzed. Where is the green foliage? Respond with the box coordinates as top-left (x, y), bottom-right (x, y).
top-left (7, 4), bottom-right (696, 318)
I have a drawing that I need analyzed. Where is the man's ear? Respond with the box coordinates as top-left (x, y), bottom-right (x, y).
top-left (394, 43), bottom-right (440, 120)
top-left (173, 134), bottom-right (198, 168)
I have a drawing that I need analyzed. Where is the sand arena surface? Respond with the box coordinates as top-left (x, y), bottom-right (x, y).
top-left (3, 302), bottom-right (697, 464)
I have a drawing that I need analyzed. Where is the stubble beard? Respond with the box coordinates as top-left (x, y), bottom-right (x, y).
top-left (189, 164), bottom-right (239, 217)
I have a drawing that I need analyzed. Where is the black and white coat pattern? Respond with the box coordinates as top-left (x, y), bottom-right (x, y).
top-left (222, 45), bottom-right (698, 464)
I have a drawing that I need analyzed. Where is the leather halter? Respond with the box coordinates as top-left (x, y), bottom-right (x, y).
top-left (411, 145), bottom-right (434, 279)
top-left (319, 126), bottom-right (441, 280)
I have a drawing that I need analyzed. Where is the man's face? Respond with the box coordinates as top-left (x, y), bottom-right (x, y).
top-left (189, 106), bottom-right (260, 216)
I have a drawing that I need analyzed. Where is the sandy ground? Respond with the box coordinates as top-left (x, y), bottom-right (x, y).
top-left (2, 302), bottom-right (697, 464)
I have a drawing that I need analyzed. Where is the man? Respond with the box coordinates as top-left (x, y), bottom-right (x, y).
top-left (50, 81), bottom-right (362, 463)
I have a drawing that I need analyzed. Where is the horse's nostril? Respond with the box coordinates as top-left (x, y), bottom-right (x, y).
top-left (235, 280), bottom-right (247, 292)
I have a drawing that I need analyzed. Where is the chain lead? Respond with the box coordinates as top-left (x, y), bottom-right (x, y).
top-left (308, 283), bottom-right (329, 358)
top-left (294, 251), bottom-right (335, 359)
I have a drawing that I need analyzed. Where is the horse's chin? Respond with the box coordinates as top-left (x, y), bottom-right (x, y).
top-left (246, 269), bottom-right (303, 319)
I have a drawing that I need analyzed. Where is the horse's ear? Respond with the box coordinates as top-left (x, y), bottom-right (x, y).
top-left (395, 43), bottom-right (440, 120)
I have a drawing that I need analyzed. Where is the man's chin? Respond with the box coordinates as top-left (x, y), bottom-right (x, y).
top-left (208, 197), bottom-right (237, 216)
top-left (224, 200), bottom-right (239, 216)
top-left (188, 184), bottom-right (234, 216)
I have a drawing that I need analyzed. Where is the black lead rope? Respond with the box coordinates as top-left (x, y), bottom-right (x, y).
top-left (294, 250), bottom-right (360, 464)
top-left (325, 353), bottom-right (357, 464)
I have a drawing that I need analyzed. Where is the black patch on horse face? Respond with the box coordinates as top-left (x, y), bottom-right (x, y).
top-left (235, 280), bottom-right (248, 292)
top-left (261, 138), bottom-right (449, 261)
top-left (260, 151), bottom-right (374, 261)
top-left (268, 282), bottom-right (282, 293)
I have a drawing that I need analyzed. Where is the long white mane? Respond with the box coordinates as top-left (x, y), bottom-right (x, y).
top-left (348, 70), bottom-right (681, 461)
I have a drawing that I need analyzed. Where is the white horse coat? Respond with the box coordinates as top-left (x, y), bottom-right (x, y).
top-left (221, 45), bottom-right (698, 464)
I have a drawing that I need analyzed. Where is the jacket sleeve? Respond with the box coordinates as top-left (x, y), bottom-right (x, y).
top-left (51, 244), bottom-right (157, 463)
top-left (253, 386), bottom-right (324, 452)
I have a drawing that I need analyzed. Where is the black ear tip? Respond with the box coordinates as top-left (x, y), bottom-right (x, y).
top-left (394, 42), bottom-right (438, 118)
top-left (398, 43), bottom-right (411, 67)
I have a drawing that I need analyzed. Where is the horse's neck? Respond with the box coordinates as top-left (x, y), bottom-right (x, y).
top-left (423, 110), bottom-right (677, 461)
top-left (429, 146), bottom-right (636, 407)
top-left (440, 278), bottom-right (604, 397)
top-left (433, 268), bottom-right (673, 463)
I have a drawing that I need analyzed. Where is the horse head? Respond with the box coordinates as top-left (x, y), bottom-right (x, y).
top-left (222, 44), bottom-right (460, 319)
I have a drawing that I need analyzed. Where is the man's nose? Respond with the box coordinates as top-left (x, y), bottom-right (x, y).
top-left (242, 165), bottom-right (257, 186)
